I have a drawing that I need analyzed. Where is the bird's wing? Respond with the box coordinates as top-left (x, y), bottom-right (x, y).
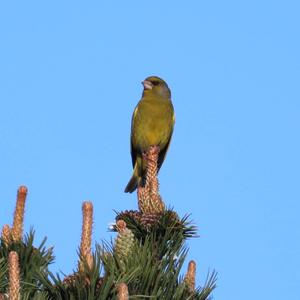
top-left (157, 112), bottom-right (175, 171)
top-left (130, 105), bottom-right (139, 167)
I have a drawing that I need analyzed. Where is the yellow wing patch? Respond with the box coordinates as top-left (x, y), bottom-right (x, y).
top-left (133, 106), bottom-right (139, 120)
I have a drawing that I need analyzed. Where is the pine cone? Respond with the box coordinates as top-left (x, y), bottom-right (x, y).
top-left (63, 272), bottom-right (104, 291)
top-left (116, 210), bottom-right (143, 225)
top-left (115, 221), bottom-right (135, 268)
top-left (116, 210), bottom-right (162, 230)
top-left (140, 213), bottom-right (162, 228)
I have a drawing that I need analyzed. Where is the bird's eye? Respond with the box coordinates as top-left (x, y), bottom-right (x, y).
top-left (151, 81), bottom-right (159, 86)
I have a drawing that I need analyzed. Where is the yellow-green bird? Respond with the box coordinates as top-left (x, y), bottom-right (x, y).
top-left (125, 76), bottom-right (175, 193)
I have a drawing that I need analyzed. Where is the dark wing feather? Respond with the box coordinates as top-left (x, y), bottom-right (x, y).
top-left (157, 107), bottom-right (175, 171)
top-left (130, 138), bottom-right (137, 168)
top-left (157, 131), bottom-right (173, 172)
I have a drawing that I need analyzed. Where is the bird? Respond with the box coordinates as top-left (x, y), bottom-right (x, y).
top-left (125, 76), bottom-right (175, 193)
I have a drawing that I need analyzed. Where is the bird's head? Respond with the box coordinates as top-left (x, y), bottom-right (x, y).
top-left (142, 76), bottom-right (171, 99)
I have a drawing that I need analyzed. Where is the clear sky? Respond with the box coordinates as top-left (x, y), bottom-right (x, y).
top-left (0, 1), bottom-right (299, 299)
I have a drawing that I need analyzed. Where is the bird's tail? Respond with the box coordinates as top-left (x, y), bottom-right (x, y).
top-left (124, 174), bottom-right (139, 193)
top-left (124, 159), bottom-right (142, 193)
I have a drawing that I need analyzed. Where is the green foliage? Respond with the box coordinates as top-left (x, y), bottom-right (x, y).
top-left (37, 250), bottom-right (115, 300)
top-left (0, 257), bottom-right (7, 292)
top-left (0, 212), bottom-right (216, 299)
top-left (0, 229), bottom-right (54, 298)
top-left (100, 210), bottom-right (216, 299)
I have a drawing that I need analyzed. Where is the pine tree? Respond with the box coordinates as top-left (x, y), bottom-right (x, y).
top-left (0, 148), bottom-right (216, 299)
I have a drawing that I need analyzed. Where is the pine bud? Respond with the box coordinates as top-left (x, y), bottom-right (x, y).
top-left (117, 283), bottom-right (129, 300)
top-left (137, 146), bottom-right (165, 214)
top-left (12, 186), bottom-right (27, 241)
top-left (184, 260), bottom-right (196, 291)
top-left (79, 201), bottom-right (94, 272)
top-left (1, 225), bottom-right (12, 246)
top-left (8, 251), bottom-right (20, 300)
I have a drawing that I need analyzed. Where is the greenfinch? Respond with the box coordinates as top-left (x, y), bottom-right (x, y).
top-left (125, 76), bottom-right (175, 193)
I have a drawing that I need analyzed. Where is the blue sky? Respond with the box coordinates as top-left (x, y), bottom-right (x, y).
top-left (0, 1), bottom-right (299, 299)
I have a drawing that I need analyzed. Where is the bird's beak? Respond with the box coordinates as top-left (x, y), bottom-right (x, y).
top-left (142, 80), bottom-right (153, 90)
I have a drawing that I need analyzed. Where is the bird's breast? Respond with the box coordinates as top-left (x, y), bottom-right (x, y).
top-left (132, 99), bottom-right (174, 151)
